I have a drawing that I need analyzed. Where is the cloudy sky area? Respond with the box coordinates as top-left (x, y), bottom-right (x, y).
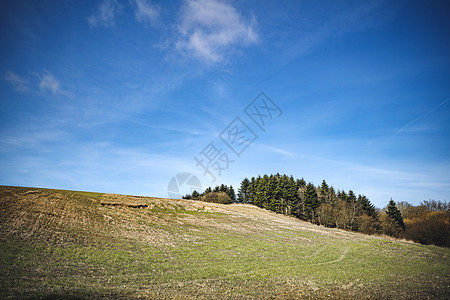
top-left (0, 0), bottom-right (449, 207)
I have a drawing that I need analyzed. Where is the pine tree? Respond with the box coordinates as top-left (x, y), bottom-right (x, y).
top-left (267, 174), bottom-right (278, 212)
top-left (386, 199), bottom-right (405, 230)
top-left (253, 176), bottom-right (263, 207)
top-left (348, 190), bottom-right (357, 203)
top-left (357, 195), bottom-right (378, 218)
top-left (237, 178), bottom-right (250, 203)
top-left (304, 182), bottom-right (319, 222)
top-left (258, 175), bottom-right (270, 209)
top-left (227, 185), bottom-right (236, 202)
top-left (249, 177), bottom-right (255, 204)
top-left (285, 175), bottom-right (298, 215)
top-left (297, 178), bottom-right (306, 188)
top-left (319, 180), bottom-right (330, 204)
top-left (191, 190), bottom-right (200, 199)
top-left (338, 190), bottom-right (348, 202)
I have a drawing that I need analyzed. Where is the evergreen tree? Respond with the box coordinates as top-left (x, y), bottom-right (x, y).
top-left (248, 177), bottom-right (256, 204)
top-left (219, 184), bottom-right (227, 193)
top-left (348, 190), bottom-right (357, 203)
top-left (303, 182), bottom-right (319, 222)
top-left (328, 186), bottom-right (337, 206)
top-left (297, 178), bottom-right (306, 188)
top-left (256, 175), bottom-right (270, 209)
top-left (267, 174), bottom-right (278, 212)
top-left (252, 176), bottom-right (262, 207)
top-left (237, 178), bottom-right (250, 203)
top-left (338, 190), bottom-right (348, 202)
top-left (285, 175), bottom-right (298, 215)
top-left (386, 199), bottom-right (405, 230)
top-left (357, 195), bottom-right (378, 218)
top-left (319, 180), bottom-right (330, 204)
top-left (191, 190), bottom-right (200, 199)
top-left (227, 185), bottom-right (236, 202)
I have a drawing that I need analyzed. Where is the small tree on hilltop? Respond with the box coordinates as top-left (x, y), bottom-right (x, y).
top-left (387, 199), bottom-right (405, 230)
top-left (381, 199), bottom-right (405, 237)
top-left (237, 178), bottom-right (250, 203)
top-left (191, 190), bottom-right (200, 200)
top-left (227, 185), bottom-right (236, 202)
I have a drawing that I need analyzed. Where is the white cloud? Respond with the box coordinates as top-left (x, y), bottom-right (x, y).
top-left (175, 0), bottom-right (258, 63)
top-left (4, 70), bottom-right (67, 96)
top-left (88, 0), bottom-right (122, 28)
top-left (263, 145), bottom-right (293, 157)
top-left (4, 71), bottom-right (29, 93)
top-left (39, 72), bottom-right (64, 95)
top-left (133, 0), bottom-right (159, 25)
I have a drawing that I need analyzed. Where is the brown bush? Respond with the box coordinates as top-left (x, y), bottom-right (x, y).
top-left (358, 214), bottom-right (377, 235)
top-left (404, 211), bottom-right (450, 247)
top-left (201, 192), bottom-right (233, 204)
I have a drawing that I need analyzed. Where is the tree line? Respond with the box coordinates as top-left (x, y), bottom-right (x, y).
top-left (236, 174), bottom-right (393, 235)
top-left (183, 174), bottom-right (449, 247)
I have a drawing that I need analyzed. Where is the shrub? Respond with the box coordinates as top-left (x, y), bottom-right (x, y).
top-left (380, 213), bottom-right (403, 238)
top-left (201, 192), bottom-right (233, 204)
top-left (404, 211), bottom-right (450, 247)
top-left (358, 214), bottom-right (377, 235)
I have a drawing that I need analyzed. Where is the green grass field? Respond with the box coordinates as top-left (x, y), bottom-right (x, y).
top-left (0, 186), bottom-right (449, 299)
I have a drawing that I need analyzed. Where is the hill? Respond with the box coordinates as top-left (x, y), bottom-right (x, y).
top-left (0, 185), bottom-right (449, 299)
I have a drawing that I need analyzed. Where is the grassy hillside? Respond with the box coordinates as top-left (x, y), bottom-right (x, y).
top-left (0, 186), bottom-right (449, 299)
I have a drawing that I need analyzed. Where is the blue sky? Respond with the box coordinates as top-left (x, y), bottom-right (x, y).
top-left (1, 0), bottom-right (449, 207)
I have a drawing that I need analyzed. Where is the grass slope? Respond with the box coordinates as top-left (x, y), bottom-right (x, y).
top-left (0, 186), bottom-right (449, 299)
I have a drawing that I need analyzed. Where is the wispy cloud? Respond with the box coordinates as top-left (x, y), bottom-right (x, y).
top-left (395, 97), bottom-right (449, 135)
top-left (285, 0), bottom-right (394, 60)
top-left (0, 129), bottom-right (65, 149)
top-left (175, 0), bottom-right (258, 63)
top-left (87, 0), bottom-right (122, 28)
top-left (262, 145), bottom-right (293, 157)
top-left (4, 71), bottom-right (30, 93)
top-left (39, 72), bottom-right (65, 95)
top-left (4, 70), bottom-right (67, 96)
top-left (133, 0), bottom-right (159, 25)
